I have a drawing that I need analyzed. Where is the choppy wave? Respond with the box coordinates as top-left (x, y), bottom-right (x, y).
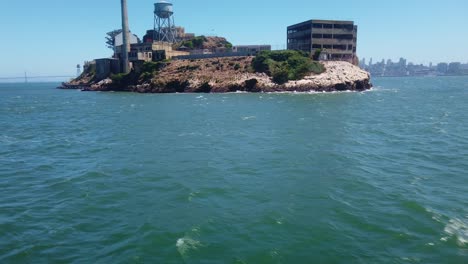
top-left (1, 79), bottom-right (468, 262)
top-left (444, 217), bottom-right (468, 247)
top-left (176, 237), bottom-right (202, 257)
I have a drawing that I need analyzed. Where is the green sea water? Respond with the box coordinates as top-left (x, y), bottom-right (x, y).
top-left (0, 77), bottom-right (467, 263)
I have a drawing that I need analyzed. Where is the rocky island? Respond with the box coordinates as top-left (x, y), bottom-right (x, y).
top-left (62, 50), bottom-right (371, 93)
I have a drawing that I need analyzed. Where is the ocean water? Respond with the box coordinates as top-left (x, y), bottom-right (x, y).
top-left (0, 77), bottom-right (467, 263)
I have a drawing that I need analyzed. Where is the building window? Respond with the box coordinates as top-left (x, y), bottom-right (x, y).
top-left (312, 34), bottom-right (323, 38)
top-left (333, 45), bottom-right (347, 50)
top-left (335, 34), bottom-right (353, 40)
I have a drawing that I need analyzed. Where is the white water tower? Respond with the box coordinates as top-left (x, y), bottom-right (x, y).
top-left (154, 1), bottom-right (176, 43)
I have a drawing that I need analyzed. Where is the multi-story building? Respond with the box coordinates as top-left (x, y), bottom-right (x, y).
top-left (287, 20), bottom-right (357, 62)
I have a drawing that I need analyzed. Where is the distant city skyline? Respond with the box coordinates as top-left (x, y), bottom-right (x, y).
top-left (1, 0), bottom-right (468, 77)
top-left (360, 58), bottom-right (468, 67)
top-left (360, 57), bottom-right (468, 77)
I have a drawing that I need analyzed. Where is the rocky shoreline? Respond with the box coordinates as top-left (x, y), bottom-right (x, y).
top-left (61, 57), bottom-right (371, 93)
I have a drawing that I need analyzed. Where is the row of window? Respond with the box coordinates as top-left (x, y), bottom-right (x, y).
top-left (312, 23), bottom-right (354, 30)
top-left (129, 52), bottom-right (153, 58)
top-left (287, 39), bottom-right (311, 44)
top-left (312, 34), bottom-right (354, 40)
top-left (312, 44), bottom-right (354, 51)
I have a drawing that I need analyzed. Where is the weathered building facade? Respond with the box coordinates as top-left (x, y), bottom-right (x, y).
top-left (287, 20), bottom-right (357, 62)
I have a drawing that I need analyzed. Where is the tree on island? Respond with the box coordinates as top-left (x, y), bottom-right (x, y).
top-left (105, 29), bottom-right (123, 51)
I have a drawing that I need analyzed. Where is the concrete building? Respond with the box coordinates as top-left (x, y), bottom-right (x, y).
top-left (232, 45), bottom-right (271, 54)
top-left (115, 38), bottom-right (190, 64)
top-left (128, 43), bottom-right (154, 62)
top-left (95, 58), bottom-right (120, 79)
top-left (151, 41), bottom-right (190, 60)
top-left (287, 20), bottom-right (357, 62)
top-left (114, 32), bottom-right (140, 47)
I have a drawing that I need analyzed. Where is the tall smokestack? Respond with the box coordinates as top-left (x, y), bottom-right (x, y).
top-left (120, 0), bottom-right (130, 73)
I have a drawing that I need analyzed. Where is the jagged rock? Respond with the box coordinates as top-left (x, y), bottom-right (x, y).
top-left (60, 57), bottom-right (371, 93)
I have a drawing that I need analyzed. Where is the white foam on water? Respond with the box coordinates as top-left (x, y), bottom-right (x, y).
top-left (266, 88), bottom-right (375, 95)
top-left (188, 191), bottom-right (200, 202)
top-left (425, 207), bottom-right (443, 224)
top-left (276, 218), bottom-right (284, 225)
top-left (443, 217), bottom-right (468, 246)
top-left (176, 237), bottom-right (201, 256)
top-left (242, 116), bottom-right (256, 120)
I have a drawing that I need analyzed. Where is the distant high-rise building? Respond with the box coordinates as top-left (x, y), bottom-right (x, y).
top-left (448, 62), bottom-right (461, 74)
top-left (437, 63), bottom-right (448, 74)
top-left (399, 58), bottom-right (407, 67)
top-left (359, 58), bottom-right (367, 68)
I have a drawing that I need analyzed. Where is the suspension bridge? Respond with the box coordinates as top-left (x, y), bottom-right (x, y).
top-left (0, 74), bottom-right (75, 83)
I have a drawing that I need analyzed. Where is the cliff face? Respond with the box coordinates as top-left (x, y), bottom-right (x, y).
top-left (281, 61), bottom-right (372, 92)
top-left (67, 56), bottom-right (371, 93)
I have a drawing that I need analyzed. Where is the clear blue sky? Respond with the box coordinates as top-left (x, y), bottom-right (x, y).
top-left (0, 0), bottom-right (467, 77)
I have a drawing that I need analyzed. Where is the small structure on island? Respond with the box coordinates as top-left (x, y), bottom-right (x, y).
top-left (154, 1), bottom-right (177, 43)
top-left (232, 45), bottom-right (272, 55)
top-left (76, 64), bottom-right (81, 77)
top-left (95, 59), bottom-right (120, 80)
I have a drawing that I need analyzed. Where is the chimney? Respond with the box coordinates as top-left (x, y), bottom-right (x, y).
top-left (121, 0), bottom-right (130, 73)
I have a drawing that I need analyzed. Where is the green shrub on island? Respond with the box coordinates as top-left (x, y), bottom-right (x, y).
top-left (313, 49), bottom-right (322, 61)
top-left (252, 50), bottom-right (325, 84)
top-left (110, 70), bottom-right (141, 88)
top-left (138, 61), bottom-right (168, 82)
top-left (179, 36), bottom-right (209, 50)
top-left (178, 35), bottom-right (233, 50)
top-left (141, 61), bottom-right (165, 73)
top-left (110, 73), bottom-right (132, 87)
